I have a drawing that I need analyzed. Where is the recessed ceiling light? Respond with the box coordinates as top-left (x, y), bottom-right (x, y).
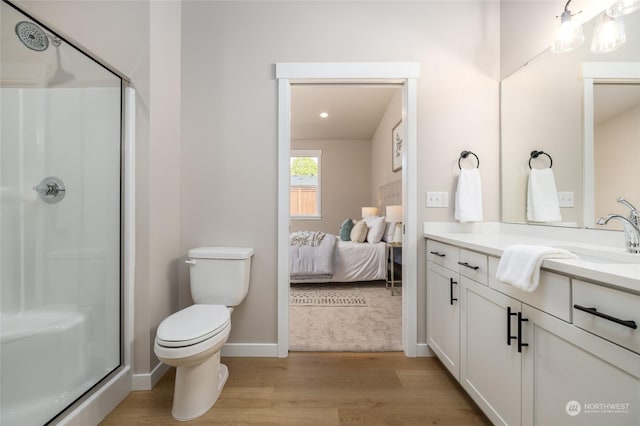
top-left (319, 112), bottom-right (329, 119)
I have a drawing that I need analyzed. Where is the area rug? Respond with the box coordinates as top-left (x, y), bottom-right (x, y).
top-left (290, 285), bottom-right (367, 306)
top-left (289, 281), bottom-right (402, 352)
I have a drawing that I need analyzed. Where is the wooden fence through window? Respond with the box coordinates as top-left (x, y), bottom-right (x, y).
top-left (290, 187), bottom-right (317, 216)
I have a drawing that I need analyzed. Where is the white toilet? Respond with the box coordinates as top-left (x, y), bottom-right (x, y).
top-left (154, 246), bottom-right (253, 421)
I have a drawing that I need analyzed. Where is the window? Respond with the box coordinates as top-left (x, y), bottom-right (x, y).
top-left (290, 150), bottom-right (321, 218)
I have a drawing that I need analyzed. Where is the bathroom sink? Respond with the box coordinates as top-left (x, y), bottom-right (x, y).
top-left (558, 246), bottom-right (640, 265)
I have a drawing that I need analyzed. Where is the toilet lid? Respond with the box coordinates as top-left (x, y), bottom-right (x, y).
top-left (156, 305), bottom-right (230, 347)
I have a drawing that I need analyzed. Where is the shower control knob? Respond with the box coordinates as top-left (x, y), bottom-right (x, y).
top-left (33, 176), bottom-right (66, 203)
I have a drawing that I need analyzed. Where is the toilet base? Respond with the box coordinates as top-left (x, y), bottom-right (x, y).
top-left (171, 351), bottom-right (229, 421)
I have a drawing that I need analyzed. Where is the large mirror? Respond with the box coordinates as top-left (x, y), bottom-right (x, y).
top-left (501, 8), bottom-right (640, 229)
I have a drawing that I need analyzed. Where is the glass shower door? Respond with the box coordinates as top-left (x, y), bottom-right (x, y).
top-left (1, 2), bottom-right (123, 424)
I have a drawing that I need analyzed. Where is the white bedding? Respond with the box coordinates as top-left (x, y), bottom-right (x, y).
top-left (291, 236), bottom-right (386, 283)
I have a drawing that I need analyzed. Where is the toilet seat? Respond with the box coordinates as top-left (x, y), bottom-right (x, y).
top-left (156, 305), bottom-right (230, 348)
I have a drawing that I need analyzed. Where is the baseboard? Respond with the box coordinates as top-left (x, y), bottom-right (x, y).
top-left (416, 343), bottom-right (435, 357)
top-left (221, 343), bottom-right (279, 357)
top-left (132, 362), bottom-right (170, 391)
top-left (59, 366), bottom-right (131, 425)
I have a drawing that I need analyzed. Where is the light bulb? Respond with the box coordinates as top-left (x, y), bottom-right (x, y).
top-left (591, 13), bottom-right (626, 54)
top-left (551, 10), bottom-right (585, 53)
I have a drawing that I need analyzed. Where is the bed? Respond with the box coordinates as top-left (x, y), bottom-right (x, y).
top-left (290, 236), bottom-right (387, 283)
top-left (290, 180), bottom-right (401, 284)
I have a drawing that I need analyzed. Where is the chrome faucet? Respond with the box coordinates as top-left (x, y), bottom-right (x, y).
top-left (616, 197), bottom-right (640, 227)
top-left (597, 198), bottom-right (640, 254)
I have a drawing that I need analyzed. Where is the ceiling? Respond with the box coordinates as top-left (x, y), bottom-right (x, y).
top-left (290, 84), bottom-right (400, 140)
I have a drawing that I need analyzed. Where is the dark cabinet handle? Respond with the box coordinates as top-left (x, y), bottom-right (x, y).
top-left (507, 306), bottom-right (517, 346)
top-left (458, 261), bottom-right (480, 271)
top-left (517, 312), bottom-right (529, 353)
top-left (574, 304), bottom-right (637, 329)
top-left (430, 251), bottom-right (446, 258)
top-left (450, 278), bottom-right (458, 305)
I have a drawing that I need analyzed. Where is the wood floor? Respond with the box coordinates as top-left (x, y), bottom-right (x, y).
top-left (101, 353), bottom-right (490, 425)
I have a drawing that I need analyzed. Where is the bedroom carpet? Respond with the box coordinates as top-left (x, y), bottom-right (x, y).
top-left (289, 281), bottom-right (402, 352)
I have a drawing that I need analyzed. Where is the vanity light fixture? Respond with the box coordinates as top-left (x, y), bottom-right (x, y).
top-left (591, 12), bottom-right (626, 54)
top-left (319, 112), bottom-right (329, 118)
top-left (552, 0), bottom-right (635, 54)
top-left (607, 0), bottom-right (640, 17)
top-left (551, 0), bottom-right (585, 53)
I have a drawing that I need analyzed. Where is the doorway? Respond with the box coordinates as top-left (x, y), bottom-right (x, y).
top-left (288, 83), bottom-right (403, 351)
top-left (276, 63), bottom-right (420, 357)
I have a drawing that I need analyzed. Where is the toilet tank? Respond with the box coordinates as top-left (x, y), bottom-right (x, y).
top-left (187, 247), bottom-right (253, 306)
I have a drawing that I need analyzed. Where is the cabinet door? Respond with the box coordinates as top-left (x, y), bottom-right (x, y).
top-left (521, 304), bottom-right (640, 426)
top-left (461, 277), bottom-right (522, 426)
top-left (426, 262), bottom-right (460, 380)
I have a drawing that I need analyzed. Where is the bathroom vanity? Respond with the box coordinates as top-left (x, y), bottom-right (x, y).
top-left (425, 223), bottom-right (639, 426)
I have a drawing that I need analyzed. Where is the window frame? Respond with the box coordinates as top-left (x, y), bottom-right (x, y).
top-left (290, 149), bottom-right (322, 219)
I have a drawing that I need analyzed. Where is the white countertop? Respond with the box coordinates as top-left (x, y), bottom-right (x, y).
top-left (424, 222), bottom-right (640, 294)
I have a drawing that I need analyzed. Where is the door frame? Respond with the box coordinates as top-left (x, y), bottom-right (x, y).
top-left (276, 62), bottom-right (420, 357)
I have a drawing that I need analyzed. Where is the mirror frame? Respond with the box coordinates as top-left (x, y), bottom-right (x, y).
top-left (582, 62), bottom-right (640, 227)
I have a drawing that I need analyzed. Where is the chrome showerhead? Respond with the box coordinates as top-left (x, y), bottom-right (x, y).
top-left (15, 21), bottom-right (49, 51)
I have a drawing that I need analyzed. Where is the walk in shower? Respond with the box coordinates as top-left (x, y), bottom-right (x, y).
top-left (1, 1), bottom-right (127, 424)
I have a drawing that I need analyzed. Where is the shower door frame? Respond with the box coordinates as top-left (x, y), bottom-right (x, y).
top-left (1, 1), bottom-right (135, 424)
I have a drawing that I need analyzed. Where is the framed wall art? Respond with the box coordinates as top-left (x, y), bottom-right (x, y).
top-left (392, 120), bottom-right (403, 172)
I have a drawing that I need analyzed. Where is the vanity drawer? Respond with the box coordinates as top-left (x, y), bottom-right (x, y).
top-left (488, 257), bottom-right (571, 322)
top-left (426, 240), bottom-right (459, 271)
top-left (458, 249), bottom-right (487, 285)
top-left (573, 279), bottom-right (639, 354)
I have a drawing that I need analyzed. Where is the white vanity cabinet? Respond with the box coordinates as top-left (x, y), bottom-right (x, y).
top-left (426, 237), bottom-right (640, 426)
top-left (426, 241), bottom-right (461, 380)
top-left (521, 303), bottom-right (640, 426)
top-left (460, 277), bottom-right (523, 426)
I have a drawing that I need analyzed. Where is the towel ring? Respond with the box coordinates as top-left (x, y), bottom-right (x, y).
top-left (458, 150), bottom-right (480, 170)
top-left (529, 150), bottom-right (553, 169)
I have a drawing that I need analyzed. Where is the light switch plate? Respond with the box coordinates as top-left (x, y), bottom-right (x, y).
top-left (426, 192), bottom-right (449, 208)
top-left (558, 191), bottom-right (575, 208)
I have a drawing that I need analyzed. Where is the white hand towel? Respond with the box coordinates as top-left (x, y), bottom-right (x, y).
top-left (527, 168), bottom-right (561, 222)
top-left (496, 244), bottom-right (578, 292)
top-left (455, 168), bottom-right (483, 223)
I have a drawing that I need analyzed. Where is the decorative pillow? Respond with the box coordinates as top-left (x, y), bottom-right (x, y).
top-left (383, 221), bottom-right (397, 242)
top-left (350, 220), bottom-right (368, 243)
top-left (339, 218), bottom-right (354, 241)
top-left (364, 215), bottom-right (386, 243)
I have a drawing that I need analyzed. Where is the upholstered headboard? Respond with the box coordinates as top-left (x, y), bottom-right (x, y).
top-left (378, 180), bottom-right (402, 215)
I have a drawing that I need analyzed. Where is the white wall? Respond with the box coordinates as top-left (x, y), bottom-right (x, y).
top-left (595, 102), bottom-right (640, 228)
top-left (180, 0), bottom-right (500, 346)
top-left (370, 89), bottom-right (402, 202)
top-left (148, 0), bottom-right (182, 373)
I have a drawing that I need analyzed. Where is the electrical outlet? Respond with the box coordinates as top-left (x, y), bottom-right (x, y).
top-left (558, 191), bottom-right (574, 208)
top-left (426, 192), bottom-right (449, 208)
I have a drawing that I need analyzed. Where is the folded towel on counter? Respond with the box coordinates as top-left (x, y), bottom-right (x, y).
top-left (527, 168), bottom-right (561, 222)
top-left (496, 245), bottom-right (578, 292)
top-left (455, 168), bottom-right (483, 223)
